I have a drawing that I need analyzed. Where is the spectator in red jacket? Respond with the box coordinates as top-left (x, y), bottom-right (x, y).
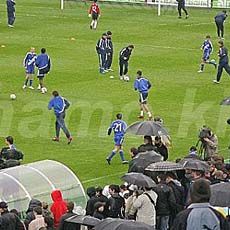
top-left (50, 190), bottom-right (67, 228)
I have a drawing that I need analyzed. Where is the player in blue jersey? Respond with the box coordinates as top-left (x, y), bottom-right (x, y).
top-left (48, 90), bottom-right (72, 144)
top-left (198, 35), bottom-right (216, 73)
top-left (106, 113), bottom-right (128, 165)
top-left (22, 47), bottom-right (36, 89)
top-left (35, 48), bottom-right (51, 92)
top-left (134, 70), bottom-right (153, 120)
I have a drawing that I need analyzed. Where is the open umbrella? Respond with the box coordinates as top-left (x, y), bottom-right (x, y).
top-left (210, 182), bottom-right (230, 207)
top-left (65, 215), bottom-right (101, 227)
top-left (121, 172), bottom-right (156, 188)
top-left (126, 121), bottom-right (169, 136)
top-left (129, 151), bottom-right (163, 173)
top-left (145, 161), bottom-right (184, 172)
top-left (94, 218), bottom-right (154, 230)
top-left (179, 158), bottom-right (210, 172)
top-left (220, 97), bottom-right (230, 105)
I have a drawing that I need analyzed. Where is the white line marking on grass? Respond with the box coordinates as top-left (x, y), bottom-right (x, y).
top-left (135, 43), bottom-right (197, 51)
top-left (82, 171), bottom-right (126, 184)
top-left (184, 22), bottom-right (214, 27)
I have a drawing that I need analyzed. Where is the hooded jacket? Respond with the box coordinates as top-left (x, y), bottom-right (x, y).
top-left (50, 190), bottom-right (67, 228)
top-left (24, 199), bottom-right (42, 229)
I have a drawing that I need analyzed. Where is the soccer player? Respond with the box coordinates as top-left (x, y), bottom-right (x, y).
top-left (119, 45), bottom-right (134, 80)
top-left (96, 33), bottom-right (107, 74)
top-left (48, 91), bottom-right (73, 144)
top-left (6, 0), bottom-right (16, 27)
top-left (105, 31), bottom-right (113, 71)
top-left (213, 40), bottom-right (230, 84)
top-left (35, 48), bottom-right (51, 92)
top-left (198, 35), bottom-right (216, 73)
top-left (88, 0), bottom-right (100, 30)
top-left (106, 113), bottom-right (128, 165)
top-left (134, 70), bottom-right (153, 120)
top-left (22, 47), bottom-right (37, 89)
top-left (215, 10), bottom-right (227, 39)
top-left (177, 0), bottom-right (188, 19)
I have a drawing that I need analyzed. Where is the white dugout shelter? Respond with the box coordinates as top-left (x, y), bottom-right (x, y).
top-left (0, 160), bottom-right (87, 217)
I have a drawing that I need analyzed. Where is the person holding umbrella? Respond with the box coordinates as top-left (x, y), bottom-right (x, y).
top-left (134, 70), bottom-right (153, 120)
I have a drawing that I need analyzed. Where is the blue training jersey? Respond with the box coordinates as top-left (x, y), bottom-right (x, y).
top-left (109, 119), bottom-right (127, 137)
top-left (35, 53), bottom-right (50, 70)
top-left (23, 52), bottom-right (36, 69)
top-left (201, 40), bottom-right (213, 55)
top-left (96, 38), bottom-right (107, 54)
top-left (48, 96), bottom-right (70, 116)
top-left (134, 77), bottom-right (151, 93)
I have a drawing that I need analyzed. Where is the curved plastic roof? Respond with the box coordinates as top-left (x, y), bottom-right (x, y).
top-left (0, 160), bottom-right (87, 215)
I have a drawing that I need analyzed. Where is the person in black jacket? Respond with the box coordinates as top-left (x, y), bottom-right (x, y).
top-left (85, 187), bottom-right (98, 216)
top-left (171, 179), bottom-right (229, 230)
top-left (215, 10), bottom-right (227, 39)
top-left (93, 202), bottom-right (105, 220)
top-left (153, 174), bottom-right (177, 230)
top-left (154, 136), bottom-right (168, 161)
top-left (95, 186), bottom-right (109, 217)
top-left (24, 198), bottom-right (42, 229)
top-left (213, 40), bottom-right (230, 84)
top-left (0, 201), bottom-right (22, 230)
top-left (105, 31), bottom-right (113, 71)
top-left (6, 0), bottom-right (16, 28)
top-left (138, 136), bottom-right (157, 153)
top-left (58, 202), bottom-right (80, 230)
top-left (108, 184), bottom-right (125, 218)
top-left (119, 45), bottom-right (134, 80)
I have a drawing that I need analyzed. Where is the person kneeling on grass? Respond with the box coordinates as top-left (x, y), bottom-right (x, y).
top-left (48, 91), bottom-right (72, 144)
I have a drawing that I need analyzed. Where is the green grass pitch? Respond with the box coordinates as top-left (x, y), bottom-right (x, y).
top-left (1, 0), bottom-right (230, 188)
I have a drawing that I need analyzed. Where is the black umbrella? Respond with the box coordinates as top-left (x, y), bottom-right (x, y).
top-left (121, 172), bottom-right (156, 188)
top-left (145, 161), bottom-right (184, 172)
top-left (126, 121), bottom-right (169, 136)
top-left (65, 215), bottom-right (101, 227)
top-left (210, 182), bottom-right (230, 207)
top-left (220, 97), bottom-right (230, 105)
top-left (94, 218), bottom-right (154, 230)
top-left (129, 151), bottom-right (163, 173)
top-left (179, 158), bottom-right (210, 172)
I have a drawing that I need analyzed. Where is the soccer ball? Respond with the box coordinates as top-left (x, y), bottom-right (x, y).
top-left (10, 94), bottom-right (16, 100)
top-left (123, 75), bottom-right (130, 82)
top-left (41, 87), bottom-right (47, 94)
top-left (211, 59), bottom-right (216, 63)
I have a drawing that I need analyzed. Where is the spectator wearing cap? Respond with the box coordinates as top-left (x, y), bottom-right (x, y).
top-left (0, 201), bottom-right (23, 230)
top-left (28, 206), bottom-right (46, 230)
top-left (171, 178), bottom-right (229, 229)
top-left (154, 136), bottom-right (168, 161)
top-left (105, 31), bottom-right (113, 71)
top-left (125, 185), bottom-right (138, 220)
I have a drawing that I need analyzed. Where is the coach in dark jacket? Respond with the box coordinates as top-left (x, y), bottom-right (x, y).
top-left (171, 179), bottom-right (229, 230)
top-left (0, 201), bottom-right (22, 230)
top-left (215, 10), bottom-right (227, 39)
top-left (6, 0), bottom-right (16, 27)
